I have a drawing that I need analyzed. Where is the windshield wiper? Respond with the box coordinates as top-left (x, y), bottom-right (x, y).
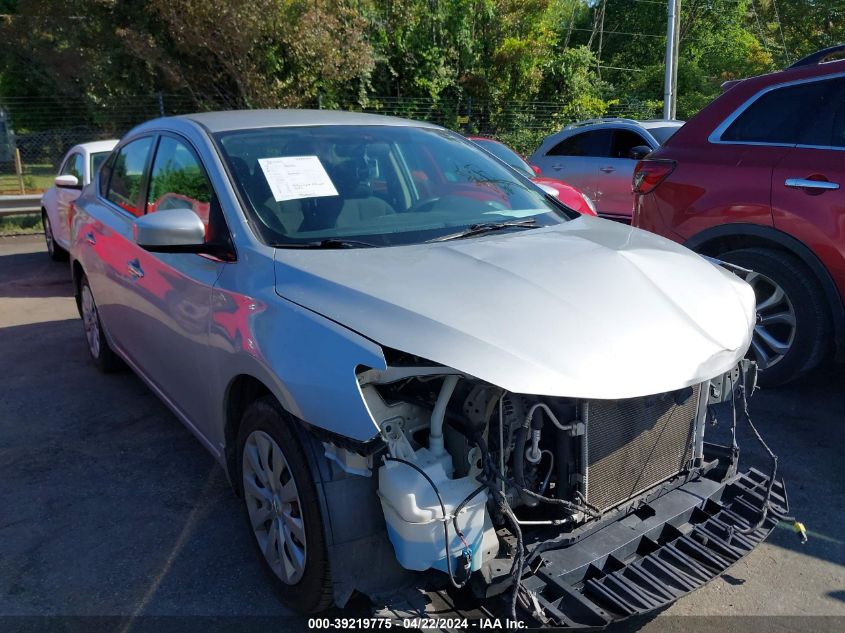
top-left (276, 238), bottom-right (378, 249)
top-left (427, 218), bottom-right (539, 243)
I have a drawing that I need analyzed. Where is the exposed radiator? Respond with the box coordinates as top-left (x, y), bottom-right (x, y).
top-left (582, 384), bottom-right (702, 513)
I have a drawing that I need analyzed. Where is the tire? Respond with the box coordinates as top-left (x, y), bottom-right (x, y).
top-left (720, 248), bottom-right (829, 385)
top-left (237, 397), bottom-right (333, 614)
top-left (79, 274), bottom-right (121, 373)
top-left (43, 211), bottom-right (67, 261)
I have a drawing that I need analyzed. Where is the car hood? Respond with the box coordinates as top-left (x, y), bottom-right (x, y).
top-left (273, 216), bottom-right (755, 399)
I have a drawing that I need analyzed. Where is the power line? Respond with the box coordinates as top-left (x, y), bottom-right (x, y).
top-left (749, 0), bottom-right (773, 59)
top-left (563, 2), bottom-right (577, 49)
top-left (771, 0), bottom-right (791, 64)
top-left (596, 0), bottom-right (607, 78)
top-left (598, 65), bottom-right (646, 72)
top-left (571, 27), bottom-right (664, 39)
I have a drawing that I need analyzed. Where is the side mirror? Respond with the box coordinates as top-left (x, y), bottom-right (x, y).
top-left (133, 208), bottom-right (206, 252)
top-left (55, 174), bottom-right (80, 189)
top-left (531, 165), bottom-right (542, 176)
top-left (628, 145), bottom-right (652, 160)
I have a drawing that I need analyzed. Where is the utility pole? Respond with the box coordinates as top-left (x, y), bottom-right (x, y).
top-left (663, 0), bottom-right (681, 120)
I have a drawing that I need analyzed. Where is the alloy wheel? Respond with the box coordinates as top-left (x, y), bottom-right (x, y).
top-left (242, 430), bottom-right (307, 585)
top-left (80, 284), bottom-right (101, 359)
top-left (743, 270), bottom-right (796, 369)
top-left (44, 215), bottom-right (54, 256)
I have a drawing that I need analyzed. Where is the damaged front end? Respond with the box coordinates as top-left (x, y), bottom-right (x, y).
top-left (328, 355), bottom-right (788, 627)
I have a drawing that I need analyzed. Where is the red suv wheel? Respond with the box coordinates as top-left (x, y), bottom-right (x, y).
top-left (720, 248), bottom-right (830, 385)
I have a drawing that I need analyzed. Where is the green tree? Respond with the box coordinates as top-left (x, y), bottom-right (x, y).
top-left (1, 0), bottom-right (841, 144)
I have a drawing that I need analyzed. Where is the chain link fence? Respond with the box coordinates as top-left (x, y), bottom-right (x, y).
top-left (0, 94), bottom-right (660, 194)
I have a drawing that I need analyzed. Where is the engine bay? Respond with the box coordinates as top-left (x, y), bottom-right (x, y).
top-left (323, 357), bottom-right (790, 626)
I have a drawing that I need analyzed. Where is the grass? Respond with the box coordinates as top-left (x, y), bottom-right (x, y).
top-left (0, 214), bottom-right (43, 236)
top-left (0, 163), bottom-right (57, 194)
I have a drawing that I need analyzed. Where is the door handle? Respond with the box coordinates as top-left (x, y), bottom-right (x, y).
top-left (600, 166), bottom-right (616, 173)
top-left (552, 163), bottom-right (564, 170)
top-left (85, 231), bottom-right (96, 245)
top-left (785, 178), bottom-right (839, 191)
top-left (127, 259), bottom-right (144, 279)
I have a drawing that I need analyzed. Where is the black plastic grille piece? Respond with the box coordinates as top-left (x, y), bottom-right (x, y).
top-left (523, 468), bottom-right (788, 628)
top-left (584, 385), bottom-right (701, 512)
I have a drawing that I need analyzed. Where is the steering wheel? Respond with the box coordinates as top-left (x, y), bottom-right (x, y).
top-left (405, 196), bottom-right (443, 214)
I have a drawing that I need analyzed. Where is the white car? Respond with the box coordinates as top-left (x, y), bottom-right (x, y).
top-left (529, 118), bottom-right (684, 222)
top-left (41, 140), bottom-right (117, 260)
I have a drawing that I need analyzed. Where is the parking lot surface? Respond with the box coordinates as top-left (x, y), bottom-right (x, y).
top-left (0, 234), bottom-right (843, 631)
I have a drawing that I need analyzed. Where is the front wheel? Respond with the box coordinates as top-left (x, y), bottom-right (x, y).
top-left (721, 248), bottom-right (830, 385)
top-left (79, 275), bottom-right (120, 372)
top-left (237, 397), bottom-right (333, 613)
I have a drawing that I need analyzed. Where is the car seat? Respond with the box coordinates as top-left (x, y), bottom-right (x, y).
top-left (229, 156), bottom-right (305, 235)
top-left (332, 158), bottom-right (395, 228)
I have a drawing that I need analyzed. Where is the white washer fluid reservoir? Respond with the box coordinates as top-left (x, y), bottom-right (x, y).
top-left (378, 447), bottom-right (492, 573)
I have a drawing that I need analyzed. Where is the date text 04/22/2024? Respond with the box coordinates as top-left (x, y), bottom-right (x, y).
top-left (307, 618), bottom-right (528, 629)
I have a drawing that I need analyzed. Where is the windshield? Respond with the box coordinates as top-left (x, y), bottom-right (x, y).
top-left (215, 125), bottom-right (569, 247)
top-left (471, 138), bottom-right (534, 178)
top-left (90, 151), bottom-right (110, 177)
top-left (648, 125), bottom-right (682, 145)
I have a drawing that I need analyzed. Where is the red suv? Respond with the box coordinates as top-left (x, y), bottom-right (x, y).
top-left (633, 45), bottom-right (845, 385)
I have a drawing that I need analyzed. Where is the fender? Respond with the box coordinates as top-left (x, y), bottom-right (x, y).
top-left (211, 278), bottom-right (388, 447)
top-left (684, 223), bottom-right (845, 359)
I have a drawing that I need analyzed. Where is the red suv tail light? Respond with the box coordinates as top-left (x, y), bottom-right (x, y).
top-left (633, 159), bottom-right (676, 194)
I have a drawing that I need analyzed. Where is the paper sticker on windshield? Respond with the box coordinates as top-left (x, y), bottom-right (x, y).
top-left (257, 156), bottom-right (339, 202)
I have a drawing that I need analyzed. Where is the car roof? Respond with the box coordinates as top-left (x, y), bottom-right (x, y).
top-left (69, 139), bottom-right (119, 154)
top-left (563, 118), bottom-right (684, 131)
top-left (637, 120), bottom-right (685, 129)
top-left (176, 109), bottom-right (441, 133)
top-left (721, 57), bottom-right (845, 93)
top-left (664, 57), bottom-right (845, 148)
top-left (536, 118), bottom-right (684, 150)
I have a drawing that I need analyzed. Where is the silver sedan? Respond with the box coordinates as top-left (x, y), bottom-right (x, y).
top-left (69, 110), bottom-right (774, 625)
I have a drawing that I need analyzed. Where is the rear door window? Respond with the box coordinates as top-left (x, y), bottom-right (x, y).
top-left (547, 130), bottom-right (613, 157)
top-left (798, 77), bottom-right (845, 148)
top-left (833, 96), bottom-right (845, 148)
top-left (721, 79), bottom-right (835, 145)
top-left (99, 153), bottom-right (115, 197)
top-left (106, 137), bottom-right (154, 216)
top-left (610, 130), bottom-right (649, 159)
top-left (90, 152), bottom-right (110, 179)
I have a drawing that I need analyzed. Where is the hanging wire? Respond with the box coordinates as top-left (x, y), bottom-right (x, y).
top-left (770, 0), bottom-right (791, 64)
top-left (749, 0), bottom-right (773, 60)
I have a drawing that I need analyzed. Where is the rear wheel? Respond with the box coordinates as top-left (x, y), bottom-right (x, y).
top-left (43, 211), bottom-right (67, 261)
top-left (79, 275), bottom-right (120, 372)
top-left (720, 248), bottom-right (829, 385)
top-left (237, 397), bottom-right (333, 613)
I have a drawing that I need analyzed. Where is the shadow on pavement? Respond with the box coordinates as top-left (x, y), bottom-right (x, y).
top-left (0, 249), bottom-right (72, 299)
top-left (0, 318), bottom-right (290, 617)
top-left (707, 362), bottom-right (845, 571)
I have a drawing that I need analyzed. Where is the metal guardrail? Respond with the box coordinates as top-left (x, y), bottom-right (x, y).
top-left (0, 194), bottom-right (41, 217)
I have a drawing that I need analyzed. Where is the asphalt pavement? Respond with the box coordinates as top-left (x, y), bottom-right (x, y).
top-left (0, 234), bottom-right (842, 632)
